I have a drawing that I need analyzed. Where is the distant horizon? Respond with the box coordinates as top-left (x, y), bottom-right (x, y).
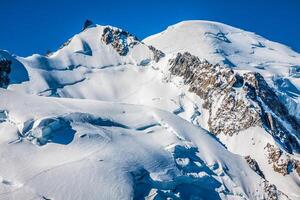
top-left (1, 0), bottom-right (300, 56)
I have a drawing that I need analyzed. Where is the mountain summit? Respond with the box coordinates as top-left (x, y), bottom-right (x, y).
top-left (0, 20), bottom-right (299, 200)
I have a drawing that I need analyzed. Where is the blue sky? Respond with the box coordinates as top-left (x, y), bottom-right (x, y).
top-left (1, 0), bottom-right (299, 56)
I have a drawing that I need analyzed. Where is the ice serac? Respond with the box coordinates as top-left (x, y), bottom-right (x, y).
top-left (0, 20), bottom-right (300, 199)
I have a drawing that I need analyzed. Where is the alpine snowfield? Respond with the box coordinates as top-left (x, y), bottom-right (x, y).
top-left (0, 20), bottom-right (299, 199)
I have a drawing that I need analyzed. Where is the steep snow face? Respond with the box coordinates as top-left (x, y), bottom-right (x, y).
top-left (4, 25), bottom-right (158, 96)
top-left (0, 90), bottom-right (272, 200)
top-left (219, 127), bottom-right (300, 199)
top-left (163, 52), bottom-right (300, 199)
top-left (144, 20), bottom-right (300, 76)
top-left (144, 21), bottom-right (300, 121)
top-left (50, 25), bottom-right (154, 67)
top-left (144, 21), bottom-right (300, 199)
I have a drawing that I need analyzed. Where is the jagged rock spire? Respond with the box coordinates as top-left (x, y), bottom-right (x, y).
top-left (82, 19), bottom-right (93, 31)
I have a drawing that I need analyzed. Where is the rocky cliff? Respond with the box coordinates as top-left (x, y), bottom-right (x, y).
top-left (0, 58), bottom-right (11, 88)
top-left (168, 52), bottom-right (300, 178)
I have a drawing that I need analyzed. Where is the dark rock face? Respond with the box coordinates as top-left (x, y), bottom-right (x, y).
top-left (243, 73), bottom-right (300, 153)
top-left (82, 19), bottom-right (93, 31)
top-left (263, 180), bottom-right (289, 200)
top-left (169, 52), bottom-right (300, 154)
top-left (101, 27), bottom-right (138, 56)
top-left (243, 155), bottom-right (291, 199)
top-left (148, 45), bottom-right (165, 62)
top-left (245, 155), bottom-right (265, 178)
top-left (0, 58), bottom-right (11, 88)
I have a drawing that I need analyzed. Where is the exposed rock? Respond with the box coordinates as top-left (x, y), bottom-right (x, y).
top-left (58, 38), bottom-right (72, 50)
top-left (82, 19), bottom-right (93, 31)
top-left (0, 110), bottom-right (8, 123)
top-left (0, 58), bottom-right (11, 88)
top-left (243, 72), bottom-right (300, 153)
top-left (291, 159), bottom-right (300, 177)
top-left (148, 45), bottom-right (165, 62)
top-left (168, 51), bottom-right (300, 180)
top-left (169, 52), bottom-right (261, 136)
top-left (263, 180), bottom-right (290, 200)
top-left (266, 112), bottom-right (275, 131)
top-left (101, 26), bottom-right (138, 56)
top-left (169, 52), bottom-right (300, 154)
top-left (245, 155), bottom-right (265, 178)
top-left (244, 155), bottom-right (291, 199)
top-left (264, 143), bottom-right (300, 177)
top-left (45, 50), bottom-right (53, 57)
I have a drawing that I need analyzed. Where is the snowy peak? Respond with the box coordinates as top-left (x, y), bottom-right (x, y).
top-left (144, 19), bottom-right (300, 138)
top-left (0, 20), bottom-right (300, 199)
top-left (144, 20), bottom-right (300, 77)
top-left (0, 89), bottom-right (279, 200)
top-left (47, 24), bottom-right (163, 68)
top-left (0, 24), bottom-right (166, 96)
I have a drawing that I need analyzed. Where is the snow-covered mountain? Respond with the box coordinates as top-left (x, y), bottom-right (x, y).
top-left (0, 20), bottom-right (299, 200)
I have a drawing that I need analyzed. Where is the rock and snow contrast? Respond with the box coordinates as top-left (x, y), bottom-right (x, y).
top-left (0, 20), bottom-right (299, 199)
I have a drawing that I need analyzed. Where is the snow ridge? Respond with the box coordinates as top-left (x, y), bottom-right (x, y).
top-left (0, 20), bottom-right (299, 199)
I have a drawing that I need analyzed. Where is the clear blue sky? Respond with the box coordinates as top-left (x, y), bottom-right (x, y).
top-left (1, 0), bottom-right (299, 56)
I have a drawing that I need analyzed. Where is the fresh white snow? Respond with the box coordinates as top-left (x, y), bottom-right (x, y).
top-left (0, 20), bottom-right (299, 199)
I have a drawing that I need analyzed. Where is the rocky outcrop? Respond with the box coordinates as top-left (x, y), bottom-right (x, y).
top-left (0, 58), bottom-right (11, 88)
top-left (265, 143), bottom-right (300, 177)
top-left (169, 52), bottom-right (261, 136)
top-left (245, 155), bottom-right (265, 178)
top-left (263, 180), bottom-right (290, 200)
top-left (101, 27), bottom-right (138, 56)
top-left (82, 19), bottom-right (93, 31)
top-left (243, 72), bottom-right (300, 153)
top-left (58, 38), bottom-right (72, 51)
top-left (148, 45), bottom-right (165, 62)
top-left (244, 155), bottom-right (291, 199)
top-left (168, 51), bottom-right (300, 182)
top-left (169, 52), bottom-right (300, 154)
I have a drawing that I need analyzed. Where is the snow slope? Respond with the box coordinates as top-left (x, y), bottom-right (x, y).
top-left (144, 20), bottom-right (300, 76)
top-left (144, 20), bottom-right (300, 199)
top-left (0, 89), bottom-right (268, 200)
top-left (0, 20), bottom-right (299, 199)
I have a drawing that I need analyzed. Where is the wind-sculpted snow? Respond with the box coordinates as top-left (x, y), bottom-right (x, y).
top-left (0, 90), bottom-right (280, 199)
top-left (131, 146), bottom-right (224, 199)
top-left (144, 20), bottom-right (300, 76)
top-left (19, 113), bottom-right (128, 145)
top-left (144, 20), bottom-right (300, 120)
top-left (1, 20), bottom-right (300, 199)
